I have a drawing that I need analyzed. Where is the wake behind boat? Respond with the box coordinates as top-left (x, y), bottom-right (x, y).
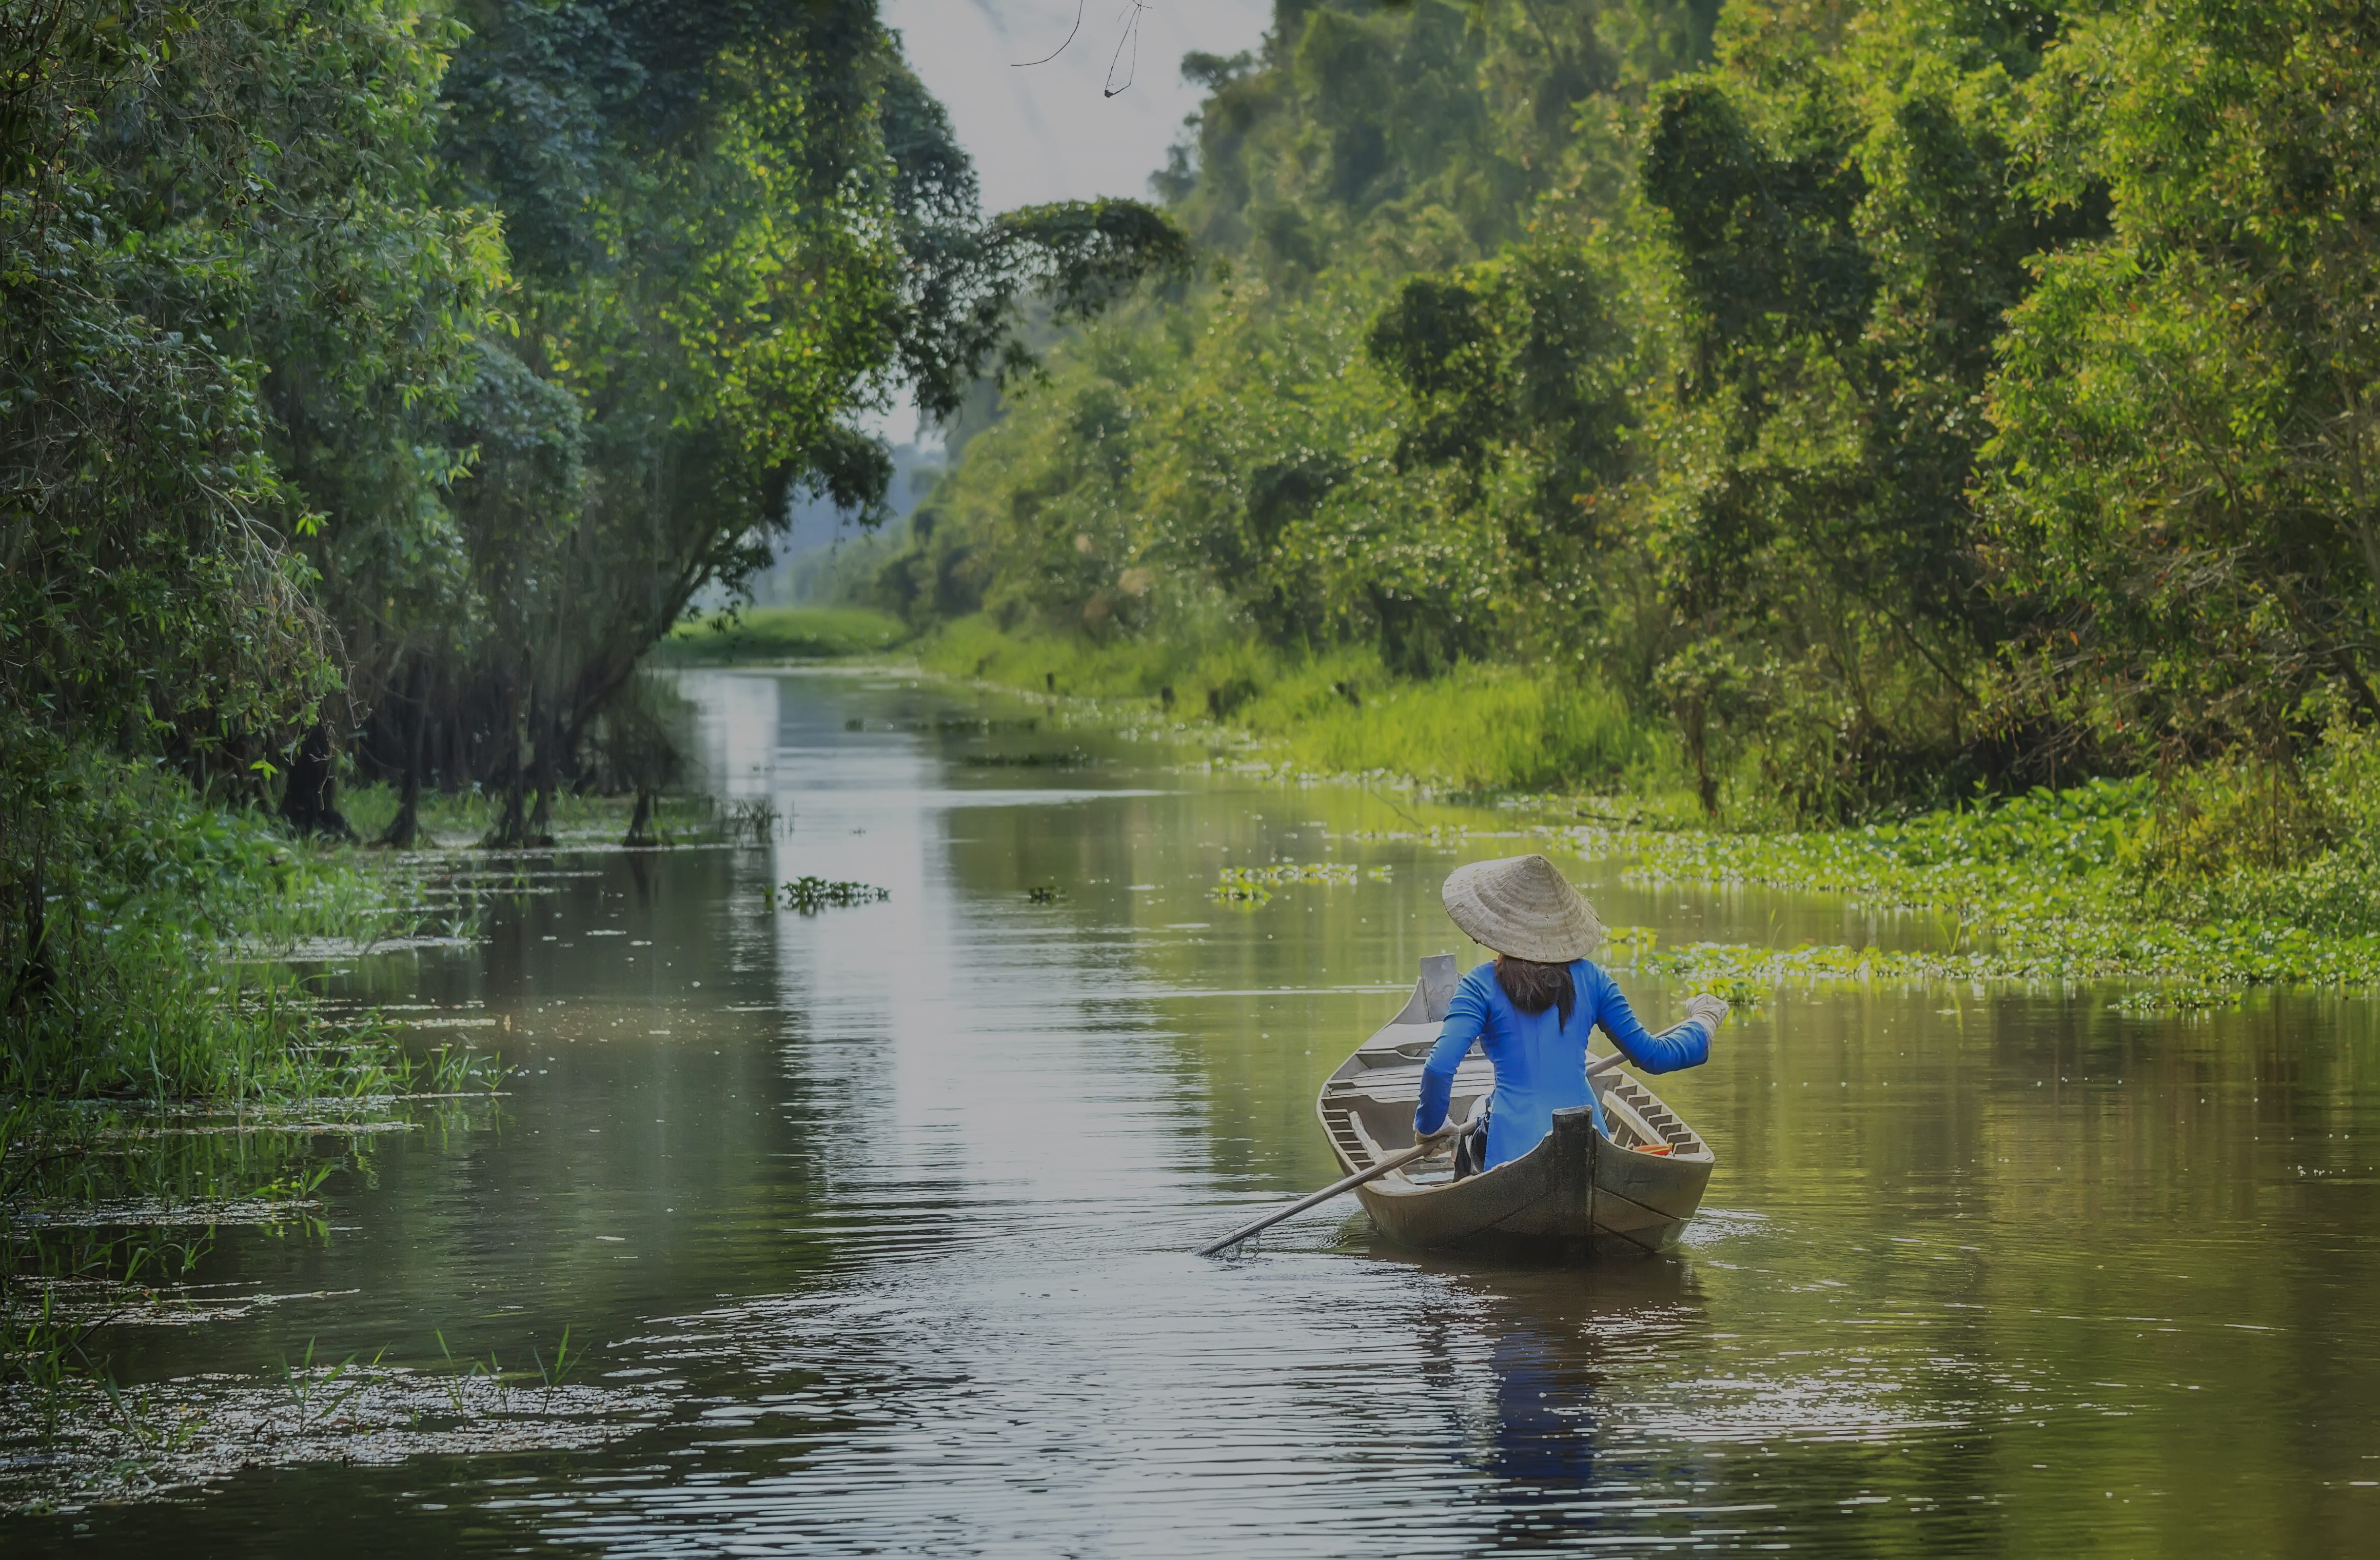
top-left (1315, 954), bottom-right (1716, 1254)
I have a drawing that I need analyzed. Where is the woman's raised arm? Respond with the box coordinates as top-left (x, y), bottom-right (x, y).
top-left (1584, 963), bottom-right (1718, 1074)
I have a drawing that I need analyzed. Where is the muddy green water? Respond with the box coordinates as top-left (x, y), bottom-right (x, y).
top-left (15, 667), bottom-right (2380, 1555)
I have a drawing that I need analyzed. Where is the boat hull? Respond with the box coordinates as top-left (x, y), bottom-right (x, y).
top-left (1347, 1107), bottom-right (1712, 1254)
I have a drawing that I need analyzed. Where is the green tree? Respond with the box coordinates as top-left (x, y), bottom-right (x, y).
top-left (1985, 0), bottom-right (2380, 761)
top-left (1, 0), bottom-right (494, 1040)
top-left (414, 0), bottom-right (1188, 842)
top-left (1620, 0), bottom-right (2104, 814)
top-left (889, 0), bottom-right (1716, 686)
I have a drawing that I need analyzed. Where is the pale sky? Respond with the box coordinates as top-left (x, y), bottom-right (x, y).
top-left (868, 2), bottom-right (1272, 444)
top-left (883, 1), bottom-right (1275, 212)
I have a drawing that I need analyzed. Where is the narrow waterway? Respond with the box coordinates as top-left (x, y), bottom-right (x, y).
top-left (16, 667), bottom-right (2380, 1555)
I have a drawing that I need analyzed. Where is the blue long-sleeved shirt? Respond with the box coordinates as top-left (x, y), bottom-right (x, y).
top-left (1414, 960), bottom-right (1711, 1169)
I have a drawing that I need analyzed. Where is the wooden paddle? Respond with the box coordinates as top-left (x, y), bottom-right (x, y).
top-left (1195, 1049), bottom-right (1632, 1257)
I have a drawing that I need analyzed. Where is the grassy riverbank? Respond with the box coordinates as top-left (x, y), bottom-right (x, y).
top-left (4, 769), bottom-right (720, 1112)
top-left (652, 605), bottom-right (910, 664)
top-left (1596, 734), bottom-right (2380, 998)
top-left (2, 761), bottom-right (419, 1106)
top-left (0, 761), bottom-right (495, 1447)
top-left (1592, 758), bottom-right (2380, 1001)
top-left (913, 614), bottom-right (1687, 802)
top-left (897, 619), bottom-right (2380, 999)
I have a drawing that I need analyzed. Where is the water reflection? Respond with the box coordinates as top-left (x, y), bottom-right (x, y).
top-left (10, 667), bottom-right (2380, 1557)
top-left (1407, 1255), bottom-right (1709, 1544)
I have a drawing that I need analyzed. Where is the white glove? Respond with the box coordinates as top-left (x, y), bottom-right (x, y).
top-left (1414, 1118), bottom-right (1467, 1156)
top-left (1684, 993), bottom-right (1731, 1034)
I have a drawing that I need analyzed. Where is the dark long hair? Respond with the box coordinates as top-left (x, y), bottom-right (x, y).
top-left (1495, 955), bottom-right (1576, 1024)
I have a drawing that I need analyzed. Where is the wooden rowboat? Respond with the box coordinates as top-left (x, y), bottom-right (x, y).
top-left (1315, 954), bottom-right (1716, 1254)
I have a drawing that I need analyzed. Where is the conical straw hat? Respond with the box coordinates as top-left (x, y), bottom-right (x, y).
top-left (1440, 854), bottom-right (1603, 963)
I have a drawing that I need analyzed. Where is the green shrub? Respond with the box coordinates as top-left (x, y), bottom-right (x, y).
top-left (2, 741), bottom-right (400, 1103)
top-left (2135, 756), bottom-right (2336, 883)
top-left (1239, 658), bottom-right (1673, 795)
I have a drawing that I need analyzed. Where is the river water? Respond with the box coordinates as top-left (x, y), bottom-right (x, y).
top-left (15, 668), bottom-right (2380, 1555)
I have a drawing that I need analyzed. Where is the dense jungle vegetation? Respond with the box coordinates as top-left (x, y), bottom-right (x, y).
top-left (0, 0), bottom-right (1184, 1099)
top-left (871, 0), bottom-right (2380, 837)
top-left (8, 0), bottom-right (2380, 1104)
top-left (12, 0), bottom-right (2374, 1486)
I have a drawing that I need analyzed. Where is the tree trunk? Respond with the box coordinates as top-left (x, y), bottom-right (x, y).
top-left (377, 662), bottom-right (426, 849)
top-left (1681, 697), bottom-right (1720, 818)
top-left (279, 721), bottom-right (356, 841)
top-left (623, 785), bottom-right (660, 847)
top-left (481, 680), bottom-right (534, 850)
top-left (484, 769), bottom-right (531, 848)
top-left (523, 703), bottom-right (559, 846)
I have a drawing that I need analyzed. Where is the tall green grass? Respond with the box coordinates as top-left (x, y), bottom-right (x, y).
top-left (1237, 658), bottom-right (1675, 796)
top-left (917, 612), bottom-right (1211, 698)
top-left (915, 614), bottom-right (1686, 798)
top-left (651, 604), bottom-right (910, 663)
top-left (3, 752), bottom-right (406, 1104)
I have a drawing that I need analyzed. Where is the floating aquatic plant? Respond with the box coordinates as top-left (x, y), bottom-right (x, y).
top-left (1216, 861), bottom-right (1357, 886)
top-left (775, 877), bottom-right (891, 913)
top-left (1208, 860), bottom-right (1379, 906)
top-left (1564, 773), bottom-right (2380, 993)
top-left (959, 749), bottom-right (1091, 768)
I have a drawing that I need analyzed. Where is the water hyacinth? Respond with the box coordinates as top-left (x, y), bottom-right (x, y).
top-left (1571, 760), bottom-right (2380, 993)
top-left (1217, 862), bottom-right (1359, 886)
top-left (775, 878), bottom-right (892, 914)
top-left (1209, 860), bottom-right (1371, 907)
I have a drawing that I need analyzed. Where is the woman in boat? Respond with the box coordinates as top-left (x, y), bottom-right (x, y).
top-left (1414, 854), bottom-right (1728, 1173)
